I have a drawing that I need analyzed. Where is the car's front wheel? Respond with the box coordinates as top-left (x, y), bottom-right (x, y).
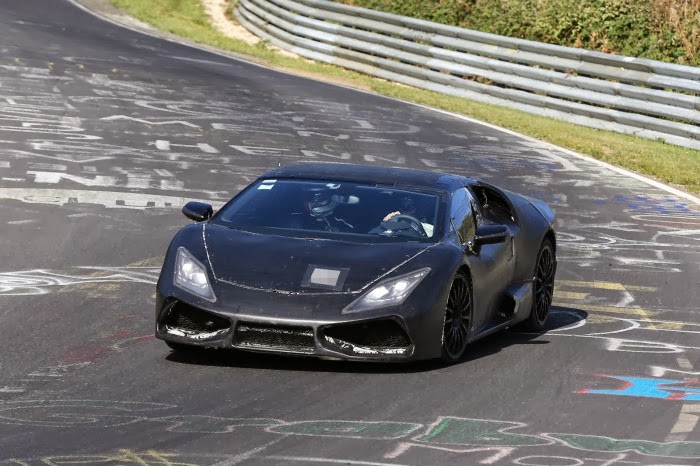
top-left (441, 271), bottom-right (473, 363)
top-left (526, 237), bottom-right (555, 331)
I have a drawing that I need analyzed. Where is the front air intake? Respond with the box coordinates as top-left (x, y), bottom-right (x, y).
top-left (234, 322), bottom-right (315, 354)
top-left (162, 301), bottom-right (231, 336)
top-left (321, 319), bottom-right (412, 356)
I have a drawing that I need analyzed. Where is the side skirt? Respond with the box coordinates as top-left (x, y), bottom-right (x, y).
top-left (469, 281), bottom-right (533, 342)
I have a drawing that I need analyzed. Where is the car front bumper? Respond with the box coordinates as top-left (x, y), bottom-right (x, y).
top-left (154, 281), bottom-right (448, 362)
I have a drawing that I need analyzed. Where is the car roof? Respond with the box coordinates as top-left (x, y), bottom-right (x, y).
top-left (260, 163), bottom-right (474, 191)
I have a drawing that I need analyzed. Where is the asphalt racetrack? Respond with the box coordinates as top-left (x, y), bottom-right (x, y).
top-left (1, 1), bottom-right (699, 464)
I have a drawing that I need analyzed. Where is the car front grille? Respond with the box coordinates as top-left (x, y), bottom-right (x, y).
top-left (234, 322), bottom-right (315, 354)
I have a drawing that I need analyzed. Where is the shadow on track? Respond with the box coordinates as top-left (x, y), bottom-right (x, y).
top-left (162, 306), bottom-right (587, 374)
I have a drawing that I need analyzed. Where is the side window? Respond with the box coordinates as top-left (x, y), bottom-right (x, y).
top-left (472, 185), bottom-right (517, 224)
top-left (450, 188), bottom-right (476, 244)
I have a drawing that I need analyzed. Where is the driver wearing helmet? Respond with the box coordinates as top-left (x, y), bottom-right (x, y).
top-left (383, 196), bottom-right (434, 237)
top-left (300, 185), bottom-right (355, 232)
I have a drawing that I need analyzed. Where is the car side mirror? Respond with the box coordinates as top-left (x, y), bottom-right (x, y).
top-left (182, 201), bottom-right (213, 222)
top-left (473, 224), bottom-right (509, 248)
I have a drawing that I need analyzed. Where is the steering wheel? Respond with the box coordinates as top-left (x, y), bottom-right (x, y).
top-left (391, 214), bottom-right (427, 237)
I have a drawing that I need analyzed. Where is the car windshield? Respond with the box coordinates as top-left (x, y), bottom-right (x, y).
top-left (211, 179), bottom-right (443, 243)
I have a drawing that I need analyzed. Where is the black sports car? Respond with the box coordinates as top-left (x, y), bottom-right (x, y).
top-left (156, 163), bottom-right (556, 363)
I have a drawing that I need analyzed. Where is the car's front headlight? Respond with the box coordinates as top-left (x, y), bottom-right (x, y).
top-left (174, 247), bottom-right (216, 302)
top-left (343, 267), bottom-right (430, 314)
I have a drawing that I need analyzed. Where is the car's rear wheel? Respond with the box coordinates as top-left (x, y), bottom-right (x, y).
top-left (441, 271), bottom-right (472, 363)
top-left (526, 238), bottom-right (555, 331)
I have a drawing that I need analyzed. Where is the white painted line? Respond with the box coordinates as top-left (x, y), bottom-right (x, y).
top-left (643, 320), bottom-right (700, 327)
top-left (0, 187), bottom-right (225, 209)
top-left (664, 356), bottom-right (697, 442)
top-left (265, 456), bottom-right (410, 466)
top-left (101, 115), bottom-right (201, 128)
top-left (657, 229), bottom-right (700, 237)
top-left (639, 327), bottom-right (700, 335)
top-left (0, 386), bottom-right (26, 394)
top-left (649, 366), bottom-right (700, 377)
top-left (533, 149), bottom-right (581, 172)
top-left (65, 0), bottom-right (700, 205)
top-left (616, 291), bottom-right (634, 307)
top-left (666, 404), bottom-right (700, 442)
top-left (551, 333), bottom-right (698, 353)
top-left (384, 442), bottom-right (413, 459)
top-left (383, 441), bottom-right (515, 464)
top-left (210, 437), bottom-right (286, 466)
top-left (615, 257), bottom-right (684, 266)
top-left (169, 55), bottom-right (232, 66)
top-left (581, 319), bottom-right (641, 336)
top-left (581, 454), bottom-right (637, 466)
top-left (678, 357), bottom-right (694, 370)
top-left (7, 220), bottom-right (36, 225)
top-left (545, 318), bottom-right (588, 332)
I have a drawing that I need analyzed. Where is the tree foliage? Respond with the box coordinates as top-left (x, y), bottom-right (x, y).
top-left (340, 0), bottom-right (700, 65)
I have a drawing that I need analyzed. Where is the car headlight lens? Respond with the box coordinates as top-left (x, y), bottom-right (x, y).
top-left (343, 268), bottom-right (430, 313)
top-left (174, 247), bottom-right (216, 302)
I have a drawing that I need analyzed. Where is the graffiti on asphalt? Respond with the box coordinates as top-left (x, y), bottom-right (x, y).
top-left (3, 449), bottom-right (215, 465)
top-left (0, 401), bottom-right (698, 462)
top-left (0, 266), bottom-right (160, 295)
top-left (545, 304), bottom-right (700, 355)
top-left (578, 375), bottom-right (700, 401)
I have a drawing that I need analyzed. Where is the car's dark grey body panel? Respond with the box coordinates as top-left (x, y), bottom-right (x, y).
top-left (466, 181), bottom-right (556, 337)
top-left (156, 163), bottom-right (556, 362)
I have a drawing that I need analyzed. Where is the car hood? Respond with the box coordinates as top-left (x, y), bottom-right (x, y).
top-left (202, 223), bottom-right (436, 294)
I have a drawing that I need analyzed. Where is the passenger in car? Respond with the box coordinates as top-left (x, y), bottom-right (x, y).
top-left (382, 196), bottom-right (434, 237)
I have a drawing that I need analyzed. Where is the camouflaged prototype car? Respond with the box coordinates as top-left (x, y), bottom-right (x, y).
top-left (156, 163), bottom-right (556, 363)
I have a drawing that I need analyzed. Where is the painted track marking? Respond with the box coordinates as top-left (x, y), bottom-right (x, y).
top-left (266, 456), bottom-right (410, 466)
top-left (666, 358), bottom-right (699, 442)
top-left (210, 437), bottom-right (287, 466)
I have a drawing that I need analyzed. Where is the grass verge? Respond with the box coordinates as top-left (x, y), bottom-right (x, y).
top-left (109, 0), bottom-right (700, 195)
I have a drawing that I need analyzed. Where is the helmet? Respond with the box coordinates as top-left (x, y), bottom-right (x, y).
top-left (304, 186), bottom-right (338, 218)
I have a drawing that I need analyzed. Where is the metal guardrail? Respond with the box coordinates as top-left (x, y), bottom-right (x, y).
top-left (235, 0), bottom-right (700, 150)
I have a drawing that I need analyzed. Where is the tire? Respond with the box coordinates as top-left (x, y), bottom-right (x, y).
top-left (526, 238), bottom-right (555, 331)
top-left (441, 271), bottom-right (473, 363)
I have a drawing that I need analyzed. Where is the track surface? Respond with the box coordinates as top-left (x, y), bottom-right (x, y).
top-left (1, 1), bottom-right (699, 464)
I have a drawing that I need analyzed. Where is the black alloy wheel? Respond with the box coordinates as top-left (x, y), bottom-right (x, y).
top-left (526, 238), bottom-right (555, 331)
top-left (441, 271), bottom-right (472, 363)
